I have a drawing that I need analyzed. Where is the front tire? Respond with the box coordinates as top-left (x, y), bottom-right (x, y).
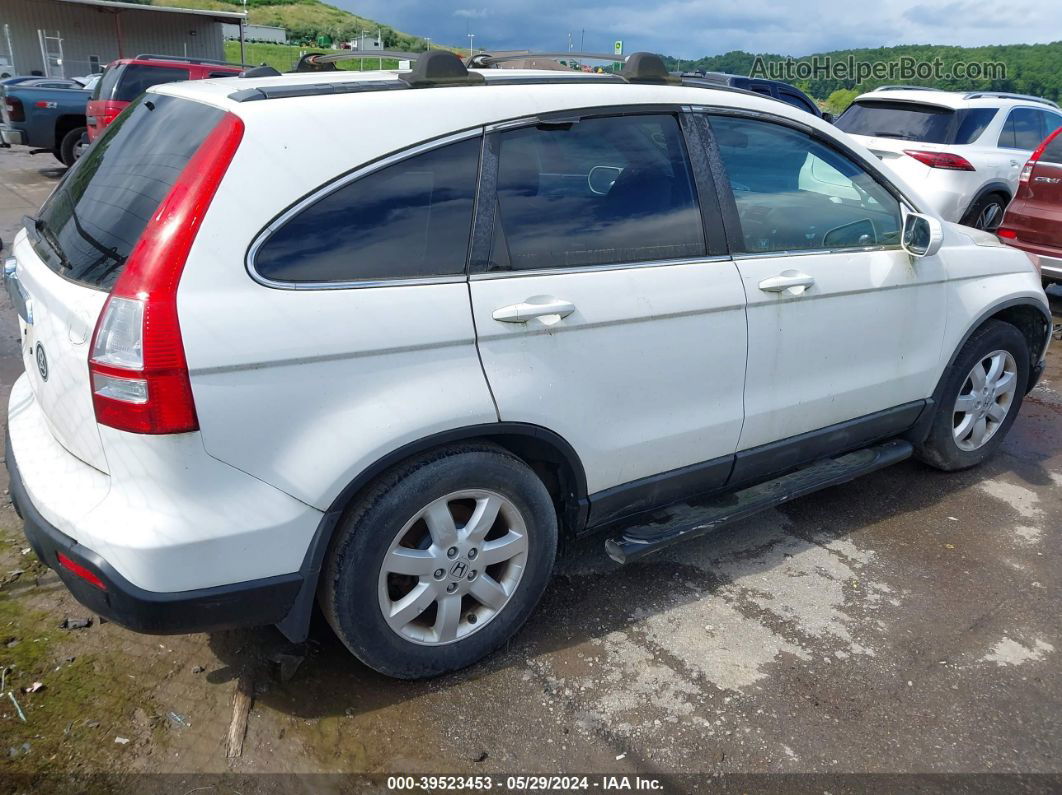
top-left (916, 320), bottom-right (1029, 471)
top-left (321, 444), bottom-right (558, 679)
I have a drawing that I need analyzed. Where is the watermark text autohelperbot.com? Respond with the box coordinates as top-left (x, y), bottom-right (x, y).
top-left (749, 55), bottom-right (1007, 83)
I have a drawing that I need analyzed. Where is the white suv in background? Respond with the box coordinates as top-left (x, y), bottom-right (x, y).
top-left (3, 53), bottom-right (1052, 679)
top-left (836, 87), bottom-right (1062, 230)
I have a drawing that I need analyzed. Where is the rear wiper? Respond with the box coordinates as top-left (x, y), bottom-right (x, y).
top-left (869, 132), bottom-right (910, 139)
top-left (33, 217), bottom-right (73, 271)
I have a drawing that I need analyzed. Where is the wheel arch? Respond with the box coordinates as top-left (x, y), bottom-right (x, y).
top-left (961, 181), bottom-right (1013, 221)
top-left (275, 422), bottom-right (589, 643)
top-left (53, 113), bottom-right (86, 142)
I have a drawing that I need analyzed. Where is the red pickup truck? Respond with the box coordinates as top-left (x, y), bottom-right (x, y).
top-left (86, 54), bottom-right (243, 141)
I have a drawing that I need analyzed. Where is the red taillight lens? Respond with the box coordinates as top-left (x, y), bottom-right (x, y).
top-left (904, 150), bottom-right (975, 171)
top-left (57, 553), bottom-right (107, 591)
top-left (4, 96), bottom-right (24, 122)
top-left (997, 227), bottom-right (1018, 239)
top-left (88, 112), bottom-right (244, 435)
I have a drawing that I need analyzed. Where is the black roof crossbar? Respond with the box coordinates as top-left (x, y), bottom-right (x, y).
top-left (228, 50), bottom-right (788, 104)
top-left (468, 51), bottom-right (625, 68)
top-left (134, 53), bottom-right (243, 67)
top-left (872, 85), bottom-right (935, 92)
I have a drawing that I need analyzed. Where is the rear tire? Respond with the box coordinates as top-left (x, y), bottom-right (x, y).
top-left (59, 126), bottom-right (87, 167)
top-left (916, 320), bottom-right (1029, 471)
top-left (321, 444), bottom-right (558, 679)
top-left (960, 192), bottom-right (1008, 231)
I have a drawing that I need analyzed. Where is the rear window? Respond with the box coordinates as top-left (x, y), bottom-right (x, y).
top-left (96, 63), bottom-right (191, 102)
top-left (30, 94), bottom-right (224, 290)
top-left (835, 100), bottom-right (955, 143)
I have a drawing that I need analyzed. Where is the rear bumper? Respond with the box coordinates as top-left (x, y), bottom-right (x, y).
top-left (0, 125), bottom-right (27, 146)
top-left (1001, 238), bottom-right (1062, 281)
top-left (6, 430), bottom-right (303, 634)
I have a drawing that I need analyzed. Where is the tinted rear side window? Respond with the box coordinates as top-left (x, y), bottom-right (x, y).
top-left (953, 108), bottom-right (997, 144)
top-left (31, 95), bottom-right (223, 290)
top-left (92, 64), bottom-right (119, 100)
top-left (108, 64), bottom-right (190, 102)
top-left (254, 137), bottom-right (481, 284)
top-left (1041, 133), bottom-right (1062, 164)
top-left (999, 108), bottom-right (1051, 150)
top-left (835, 101), bottom-right (954, 143)
top-left (488, 114), bottom-right (705, 271)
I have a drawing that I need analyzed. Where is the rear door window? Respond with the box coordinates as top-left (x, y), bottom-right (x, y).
top-left (253, 137), bottom-right (481, 284)
top-left (30, 95), bottom-right (224, 290)
top-left (835, 101), bottom-right (954, 143)
top-left (487, 113), bottom-right (705, 271)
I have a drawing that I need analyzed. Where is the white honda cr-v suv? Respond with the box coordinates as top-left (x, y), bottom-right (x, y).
top-left (4, 52), bottom-right (1052, 679)
top-left (835, 86), bottom-right (1062, 231)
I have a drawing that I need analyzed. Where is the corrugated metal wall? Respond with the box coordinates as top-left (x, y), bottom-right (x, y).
top-left (0, 0), bottom-right (228, 77)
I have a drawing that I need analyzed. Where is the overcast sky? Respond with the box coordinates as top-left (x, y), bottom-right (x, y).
top-left (335, 0), bottom-right (1061, 59)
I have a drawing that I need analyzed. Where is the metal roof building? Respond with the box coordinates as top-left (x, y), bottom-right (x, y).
top-left (0, 0), bottom-right (245, 78)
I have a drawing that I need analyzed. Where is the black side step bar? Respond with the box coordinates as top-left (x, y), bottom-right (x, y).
top-left (605, 439), bottom-right (913, 564)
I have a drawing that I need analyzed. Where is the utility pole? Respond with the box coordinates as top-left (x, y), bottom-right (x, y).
top-left (239, 0), bottom-right (247, 65)
top-left (468, 32), bottom-right (475, 57)
top-left (580, 29), bottom-right (585, 51)
top-left (425, 36), bottom-right (431, 51)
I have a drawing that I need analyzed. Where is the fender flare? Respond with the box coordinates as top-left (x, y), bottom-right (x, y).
top-left (275, 422), bottom-right (588, 642)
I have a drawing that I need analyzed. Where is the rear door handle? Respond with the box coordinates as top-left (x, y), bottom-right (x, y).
top-left (492, 296), bottom-right (576, 326)
top-left (758, 271), bottom-right (815, 296)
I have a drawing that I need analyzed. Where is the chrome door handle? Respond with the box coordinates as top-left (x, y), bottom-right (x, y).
top-left (492, 296), bottom-right (576, 326)
top-left (758, 271), bottom-right (815, 296)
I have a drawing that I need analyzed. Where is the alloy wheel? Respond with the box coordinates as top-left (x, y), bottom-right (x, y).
top-left (377, 490), bottom-right (528, 645)
top-left (975, 201), bottom-right (1004, 231)
top-left (952, 349), bottom-right (1018, 451)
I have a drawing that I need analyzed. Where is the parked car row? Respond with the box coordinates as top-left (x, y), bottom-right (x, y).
top-left (0, 54), bottom-right (241, 166)
top-left (2, 51), bottom-right (1051, 680)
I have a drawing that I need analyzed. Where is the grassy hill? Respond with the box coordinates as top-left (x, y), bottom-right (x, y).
top-left (664, 43), bottom-right (1062, 112)
top-left (150, 0), bottom-right (426, 49)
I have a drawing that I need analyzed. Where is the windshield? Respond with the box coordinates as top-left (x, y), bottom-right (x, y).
top-left (30, 94), bottom-right (224, 290)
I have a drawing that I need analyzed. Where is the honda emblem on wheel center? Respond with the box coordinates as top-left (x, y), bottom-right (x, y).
top-left (35, 343), bottom-right (48, 382)
top-left (450, 560), bottom-right (467, 579)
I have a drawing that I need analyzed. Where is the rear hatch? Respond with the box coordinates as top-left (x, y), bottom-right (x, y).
top-left (13, 94), bottom-right (227, 473)
top-left (836, 99), bottom-right (998, 176)
top-left (1014, 131), bottom-right (1062, 247)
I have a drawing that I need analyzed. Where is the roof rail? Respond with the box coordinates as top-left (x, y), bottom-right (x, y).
top-left (134, 53), bottom-right (242, 67)
top-left (963, 91), bottom-right (1059, 108)
top-left (872, 85), bottom-right (935, 92)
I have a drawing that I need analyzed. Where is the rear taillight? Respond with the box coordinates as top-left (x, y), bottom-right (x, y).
top-left (904, 150), bottom-right (975, 171)
top-left (4, 96), bottom-right (24, 122)
top-left (88, 112), bottom-right (244, 434)
top-left (1019, 126), bottom-right (1062, 184)
top-left (997, 227), bottom-right (1017, 239)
